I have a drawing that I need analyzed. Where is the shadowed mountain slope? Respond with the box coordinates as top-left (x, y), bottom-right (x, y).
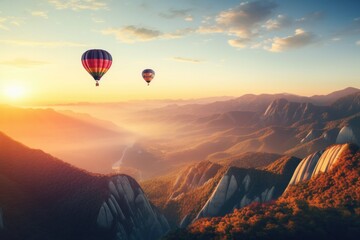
top-left (0, 132), bottom-right (169, 240)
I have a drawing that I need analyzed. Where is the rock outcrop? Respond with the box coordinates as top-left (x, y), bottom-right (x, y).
top-left (336, 125), bottom-right (360, 145)
top-left (286, 144), bottom-right (351, 190)
top-left (311, 144), bottom-right (349, 177)
top-left (170, 161), bottom-right (221, 200)
top-left (263, 99), bottom-right (329, 125)
top-left (97, 175), bottom-right (170, 240)
top-left (287, 151), bottom-right (323, 187)
top-left (301, 130), bottom-right (321, 143)
top-left (194, 167), bottom-right (289, 220)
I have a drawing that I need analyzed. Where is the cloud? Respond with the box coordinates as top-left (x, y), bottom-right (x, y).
top-left (159, 8), bottom-right (193, 21)
top-left (0, 16), bottom-right (23, 30)
top-left (267, 28), bottom-right (317, 52)
top-left (331, 17), bottom-right (360, 40)
top-left (48, 0), bottom-right (107, 11)
top-left (197, 0), bottom-right (278, 50)
top-left (357, 40), bottom-right (360, 45)
top-left (214, 0), bottom-right (277, 38)
top-left (197, 25), bottom-right (223, 34)
top-left (31, 11), bottom-right (48, 19)
top-left (0, 17), bottom-right (8, 30)
top-left (0, 58), bottom-right (49, 68)
top-left (101, 26), bottom-right (162, 43)
top-left (92, 17), bottom-right (104, 23)
top-left (101, 26), bottom-right (193, 43)
top-left (264, 14), bottom-right (292, 30)
top-left (228, 38), bottom-right (252, 48)
top-left (0, 39), bottom-right (88, 47)
top-left (185, 16), bottom-right (193, 22)
top-left (171, 57), bottom-right (202, 63)
top-left (296, 11), bottom-right (324, 23)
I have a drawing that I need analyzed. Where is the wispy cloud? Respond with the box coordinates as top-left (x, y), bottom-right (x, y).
top-left (31, 11), bottom-right (48, 19)
top-left (0, 17), bottom-right (8, 30)
top-left (264, 14), bottom-right (292, 30)
top-left (101, 26), bottom-right (193, 43)
top-left (296, 11), bottom-right (324, 23)
top-left (266, 29), bottom-right (317, 52)
top-left (340, 17), bottom-right (360, 36)
top-left (356, 40), bottom-right (360, 45)
top-left (92, 17), bottom-right (104, 23)
top-left (101, 26), bottom-right (162, 43)
top-left (159, 8), bottom-right (193, 22)
top-left (171, 57), bottom-right (202, 63)
top-left (185, 16), bottom-right (193, 22)
top-left (0, 16), bottom-right (23, 30)
top-left (0, 39), bottom-right (88, 47)
top-left (228, 38), bottom-right (252, 48)
top-left (0, 58), bottom-right (49, 68)
top-left (48, 0), bottom-right (107, 11)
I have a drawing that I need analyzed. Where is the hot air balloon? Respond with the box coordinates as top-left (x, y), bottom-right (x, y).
top-left (81, 49), bottom-right (112, 86)
top-left (142, 69), bottom-right (155, 86)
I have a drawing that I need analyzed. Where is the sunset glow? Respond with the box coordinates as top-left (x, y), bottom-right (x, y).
top-left (3, 85), bottom-right (26, 100)
top-left (0, 0), bottom-right (359, 106)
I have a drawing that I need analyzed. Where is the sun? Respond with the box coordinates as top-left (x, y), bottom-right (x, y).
top-left (3, 85), bottom-right (26, 100)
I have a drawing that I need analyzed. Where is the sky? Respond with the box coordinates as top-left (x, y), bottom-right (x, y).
top-left (0, 0), bottom-right (359, 105)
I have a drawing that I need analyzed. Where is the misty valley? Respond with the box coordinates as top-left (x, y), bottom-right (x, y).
top-left (1, 87), bottom-right (360, 239)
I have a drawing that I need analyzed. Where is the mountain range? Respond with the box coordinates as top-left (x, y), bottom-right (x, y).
top-left (1, 87), bottom-right (360, 239)
top-left (164, 143), bottom-right (360, 239)
top-left (0, 104), bottom-right (134, 173)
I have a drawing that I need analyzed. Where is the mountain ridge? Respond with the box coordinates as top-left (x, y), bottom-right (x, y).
top-left (0, 132), bottom-right (169, 240)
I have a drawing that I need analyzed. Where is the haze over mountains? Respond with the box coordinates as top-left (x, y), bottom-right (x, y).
top-left (1, 87), bottom-right (359, 180)
top-left (0, 104), bottom-right (136, 173)
top-left (1, 87), bottom-right (360, 239)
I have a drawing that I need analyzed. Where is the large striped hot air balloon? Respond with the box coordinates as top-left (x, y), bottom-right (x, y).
top-left (142, 69), bottom-right (155, 86)
top-left (81, 49), bottom-right (112, 86)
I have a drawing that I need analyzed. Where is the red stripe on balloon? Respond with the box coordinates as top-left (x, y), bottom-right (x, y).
top-left (81, 59), bottom-right (112, 68)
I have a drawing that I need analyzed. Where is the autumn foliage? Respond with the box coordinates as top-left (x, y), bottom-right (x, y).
top-left (164, 146), bottom-right (360, 239)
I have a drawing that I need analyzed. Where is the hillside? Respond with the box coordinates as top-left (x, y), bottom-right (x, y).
top-left (142, 154), bottom-right (299, 228)
top-left (141, 161), bottom-right (226, 227)
top-left (0, 132), bottom-right (169, 240)
top-left (0, 105), bottom-right (133, 173)
top-left (164, 144), bottom-right (360, 239)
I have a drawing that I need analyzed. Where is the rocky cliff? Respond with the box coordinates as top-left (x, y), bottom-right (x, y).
top-left (97, 175), bottom-right (169, 239)
top-left (336, 125), bottom-right (360, 145)
top-left (262, 98), bottom-right (329, 125)
top-left (286, 144), bottom-right (351, 191)
top-left (194, 164), bottom-right (295, 221)
top-left (170, 161), bottom-right (221, 200)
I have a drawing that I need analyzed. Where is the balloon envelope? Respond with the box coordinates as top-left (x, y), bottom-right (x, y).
top-left (142, 69), bottom-right (155, 85)
top-left (81, 49), bottom-right (112, 86)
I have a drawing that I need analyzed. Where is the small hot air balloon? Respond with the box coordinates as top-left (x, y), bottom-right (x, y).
top-left (81, 49), bottom-right (112, 86)
top-left (142, 69), bottom-right (155, 86)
